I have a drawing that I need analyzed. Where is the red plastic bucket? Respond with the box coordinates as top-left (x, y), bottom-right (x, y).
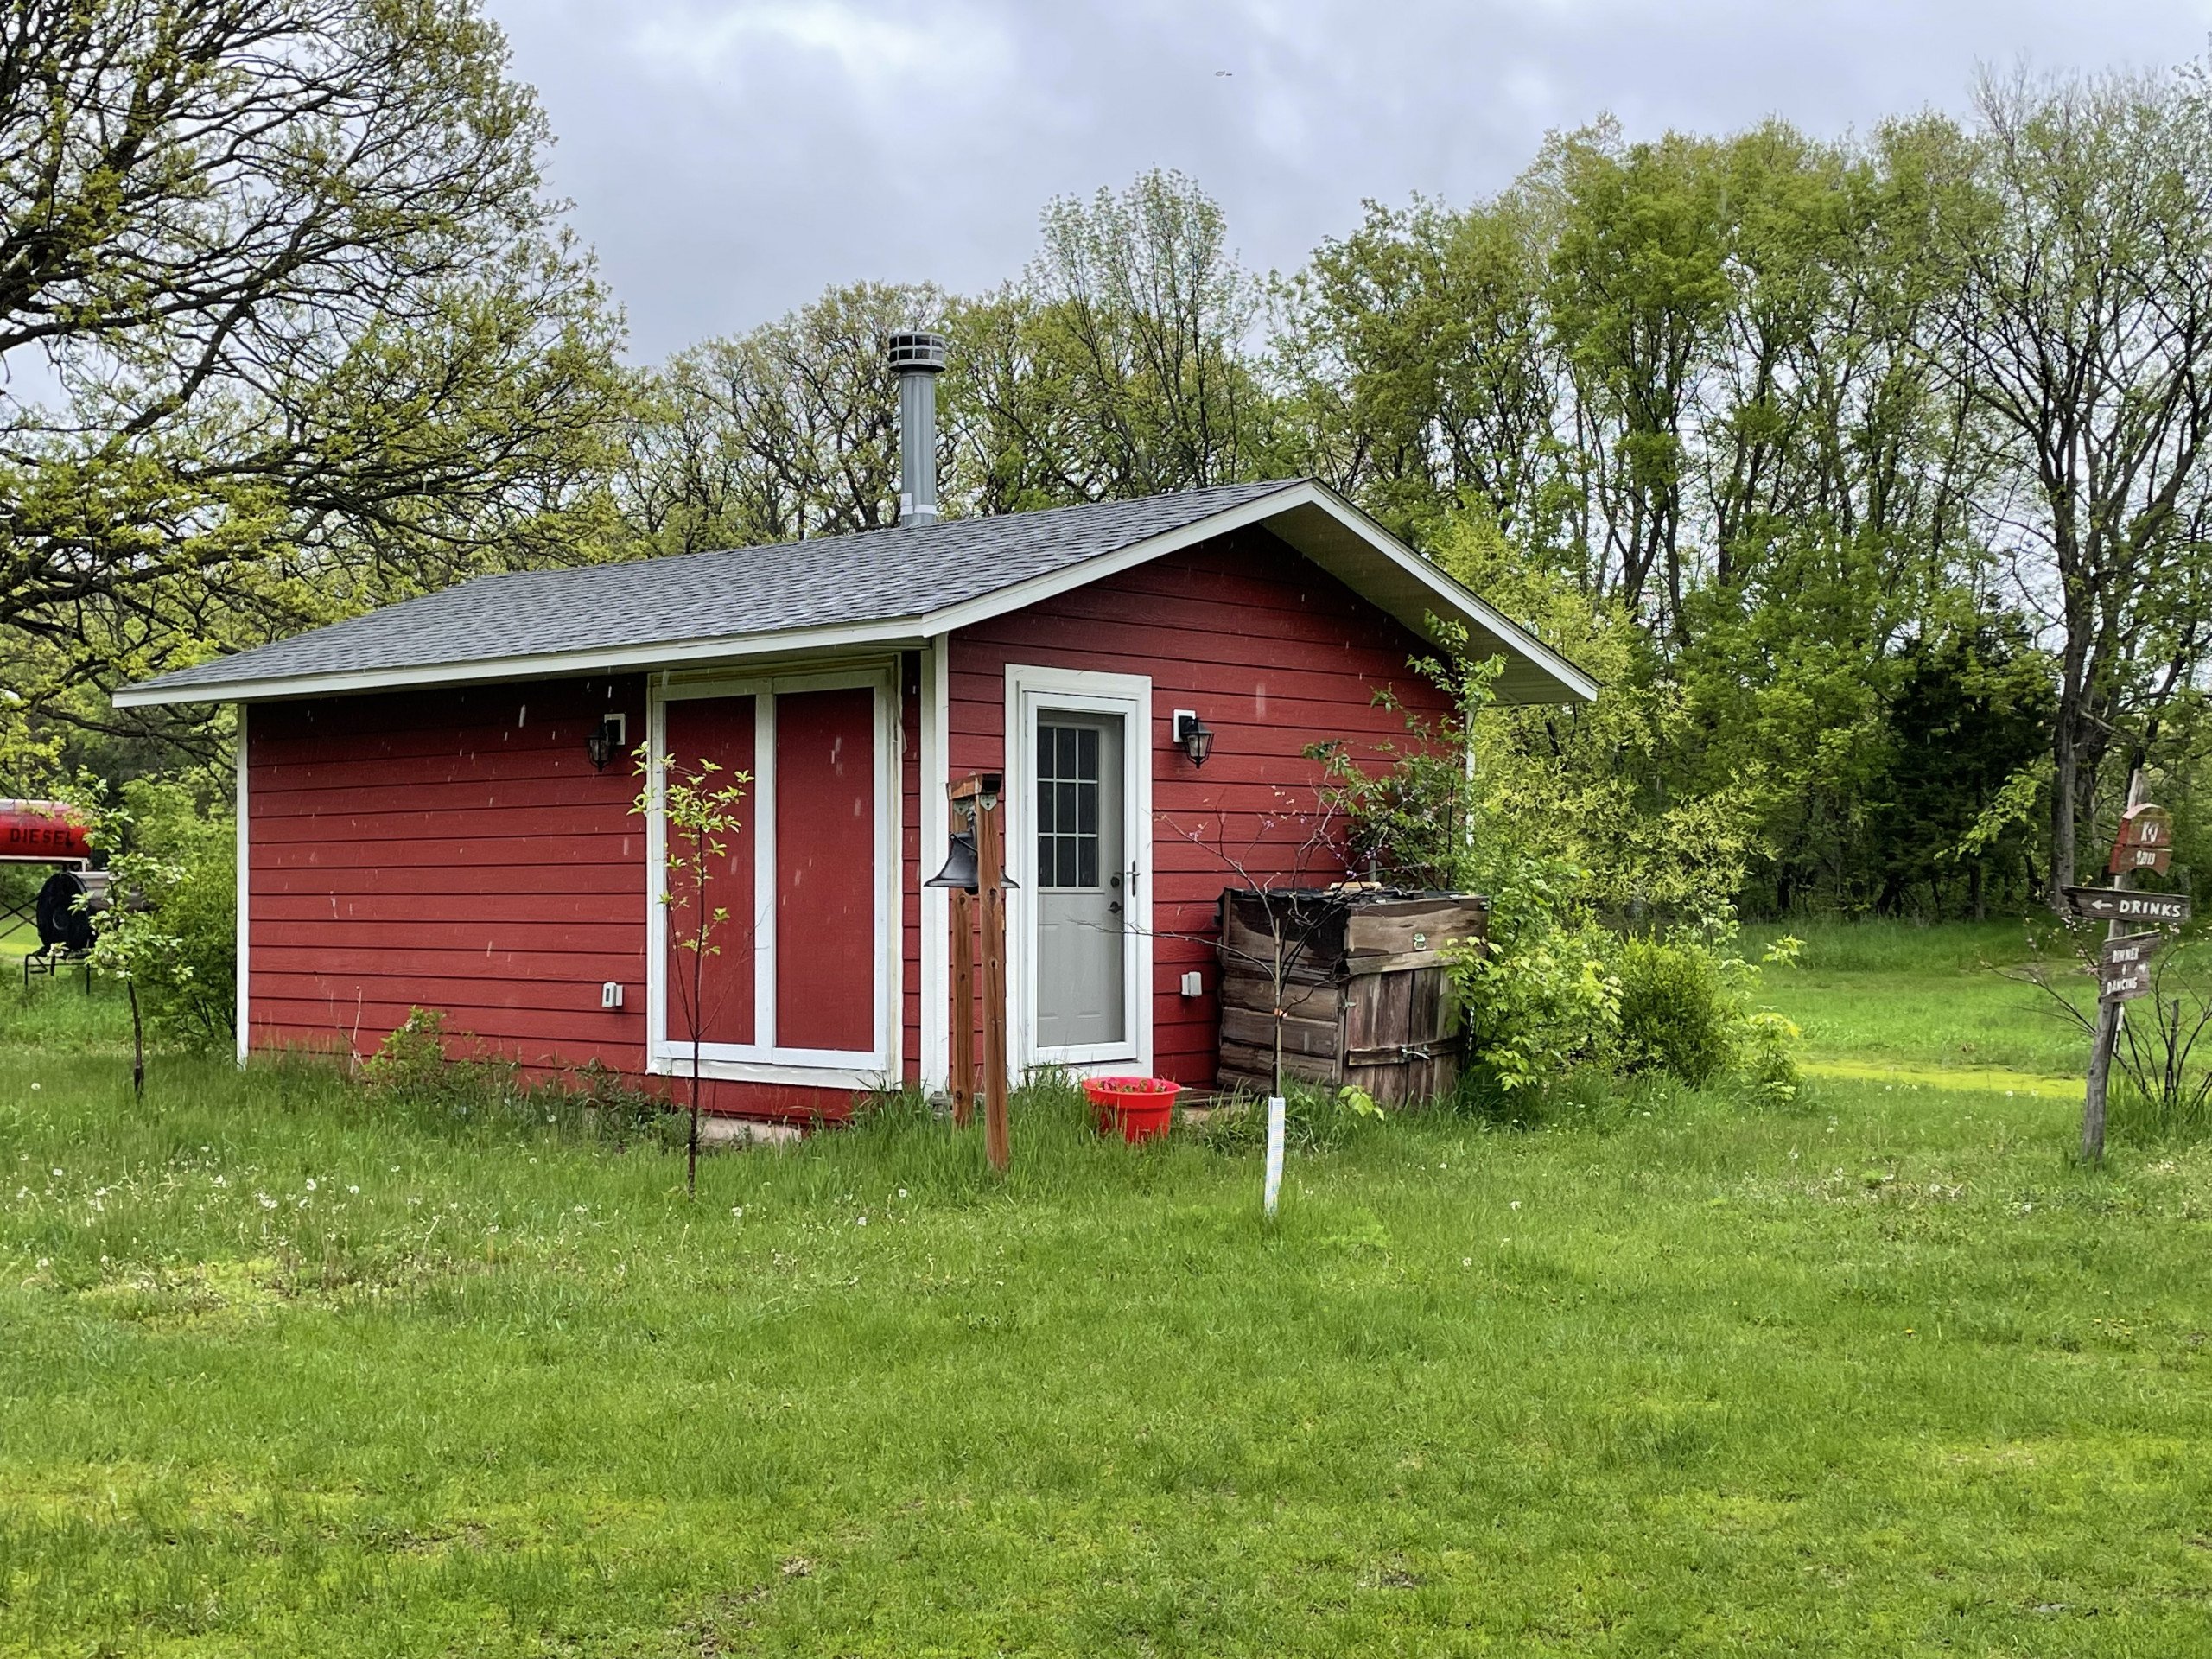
top-left (1082, 1076), bottom-right (1179, 1143)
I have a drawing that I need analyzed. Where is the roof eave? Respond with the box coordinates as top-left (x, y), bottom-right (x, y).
top-left (110, 477), bottom-right (1597, 709)
top-left (108, 618), bottom-right (938, 707)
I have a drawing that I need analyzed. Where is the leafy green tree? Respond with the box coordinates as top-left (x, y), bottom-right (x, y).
top-left (635, 751), bottom-right (748, 1197)
top-left (1274, 194), bottom-right (1555, 541)
top-left (623, 283), bottom-right (948, 552)
top-left (1937, 64), bottom-right (2212, 899)
top-left (2, 0), bottom-right (626, 773)
top-left (951, 170), bottom-right (1273, 505)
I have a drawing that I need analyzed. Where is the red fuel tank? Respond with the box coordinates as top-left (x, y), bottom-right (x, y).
top-left (0, 800), bottom-right (92, 863)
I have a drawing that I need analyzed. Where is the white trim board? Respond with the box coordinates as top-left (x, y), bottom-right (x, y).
top-left (918, 639), bottom-right (950, 1094)
top-left (234, 704), bottom-right (250, 1067)
top-left (1004, 663), bottom-right (1154, 1081)
top-left (113, 482), bottom-right (1597, 709)
top-left (644, 660), bottom-right (901, 1085)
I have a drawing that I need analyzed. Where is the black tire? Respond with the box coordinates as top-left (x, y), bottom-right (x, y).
top-left (35, 870), bottom-right (93, 952)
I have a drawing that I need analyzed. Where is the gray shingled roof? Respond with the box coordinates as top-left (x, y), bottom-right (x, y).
top-left (126, 480), bottom-right (1299, 700)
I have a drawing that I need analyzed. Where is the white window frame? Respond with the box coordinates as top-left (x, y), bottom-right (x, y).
top-left (1004, 663), bottom-right (1154, 1077)
top-left (646, 660), bottom-right (900, 1090)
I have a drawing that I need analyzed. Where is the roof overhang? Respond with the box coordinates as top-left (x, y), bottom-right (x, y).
top-left (111, 480), bottom-right (1595, 708)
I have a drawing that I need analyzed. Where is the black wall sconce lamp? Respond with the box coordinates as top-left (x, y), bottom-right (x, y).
top-left (585, 712), bottom-right (626, 772)
top-left (1172, 709), bottom-right (1214, 768)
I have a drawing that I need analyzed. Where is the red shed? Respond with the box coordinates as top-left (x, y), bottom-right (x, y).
top-left (116, 350), bottom-right (1591, 1121)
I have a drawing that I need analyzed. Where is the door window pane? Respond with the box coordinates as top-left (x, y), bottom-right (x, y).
top-left (1038, 719), bottom-right (1104, 891)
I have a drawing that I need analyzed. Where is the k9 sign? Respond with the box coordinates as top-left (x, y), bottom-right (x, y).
top-left (2109, 804), bottom-right (2175, 874)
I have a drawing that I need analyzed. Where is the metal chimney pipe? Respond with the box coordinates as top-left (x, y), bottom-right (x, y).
top-left (887, 330), bottom-right (949, 525)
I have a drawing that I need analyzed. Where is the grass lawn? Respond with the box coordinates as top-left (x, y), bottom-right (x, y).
top-left (3, 925), bottom-right (2210, 1655)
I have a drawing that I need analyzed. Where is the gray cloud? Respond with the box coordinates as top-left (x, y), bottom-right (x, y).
top-left (489, 0), bottom-right (2212, 360)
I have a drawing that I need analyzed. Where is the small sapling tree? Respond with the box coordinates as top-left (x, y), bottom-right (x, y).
top-left (635, 749), bottom-right (750, 1196)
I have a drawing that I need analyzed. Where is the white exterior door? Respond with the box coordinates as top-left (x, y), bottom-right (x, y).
top-left (1007, 665), bottom-right (1152, 1076)
top-left (1034, 712), bottom-right (1126, 1049)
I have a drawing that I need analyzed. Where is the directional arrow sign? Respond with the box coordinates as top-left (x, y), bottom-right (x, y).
top-left (2101, 958), bottom-right (2154, 1002)
top-left (2063, 887), bottom-right (2191, 926)
top-left (2101, 931), bottom-right (2164, 969)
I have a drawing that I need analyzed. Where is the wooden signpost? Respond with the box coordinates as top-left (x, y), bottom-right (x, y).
top-left (944, 772), bottom-right (1012, 1173)
top-left (2064, 771), bottom-right (2191, 1163)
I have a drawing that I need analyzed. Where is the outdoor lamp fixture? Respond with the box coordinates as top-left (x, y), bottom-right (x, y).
top-left (1173, 709), bottom-right (1215, 768)
top-left (585, 714), bottom-right (625, 772)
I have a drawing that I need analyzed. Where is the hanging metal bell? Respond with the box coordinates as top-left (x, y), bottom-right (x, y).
top-left (925, 830), bottom-right (980, 893)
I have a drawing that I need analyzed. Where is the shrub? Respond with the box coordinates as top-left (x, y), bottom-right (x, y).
top-left (1735, 1010), bottom-right (1803, 1103)
top-left (359, 1007), bottom-right (461, 1097)
top-left (1613, 938), bottom-right (1736, 1087)
top-left (82, 777), bottom-right (238, 1051)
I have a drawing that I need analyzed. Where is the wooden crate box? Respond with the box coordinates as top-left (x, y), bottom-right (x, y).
top-left (1215, 887), bottom-right (1489, 1105)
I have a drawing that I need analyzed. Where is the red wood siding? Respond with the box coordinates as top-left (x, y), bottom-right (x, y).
top-left (947, 524), bottom-right (1452, 1088)
top-left (773, 687), bottom-right (876, 1052)
top-left (664, 694), bottom-right (757, 1046)
top-left (247, 679), bottom-right (650, 1065)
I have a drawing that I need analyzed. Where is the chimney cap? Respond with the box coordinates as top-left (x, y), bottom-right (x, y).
top-left (887, 330), bottom-right (949, 373)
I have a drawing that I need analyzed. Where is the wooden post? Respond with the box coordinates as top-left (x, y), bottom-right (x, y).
top-left (950, 885), bottom-right (976, 1128)
top-left (2082, 767), bottom-right (2149, 1165)
top-left (976, 785), bottom-right (1011, 1173)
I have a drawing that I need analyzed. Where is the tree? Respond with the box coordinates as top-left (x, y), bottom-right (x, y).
top-left (953, 170), bottom-right (1273, 505)
top-left (2, 0), bottom-right (626, 763)
top-left (1941, 64), bottom-right (2212, 901)
top-left (636, 752), bottom-right (748, 1197)
top-left (1274, 194), bottom-right (1555, 541)
top-left (621, 283), bottom-right (947, 552)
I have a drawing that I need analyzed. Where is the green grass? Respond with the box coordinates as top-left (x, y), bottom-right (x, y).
top-left (4, 925), bottom-right (2212, 1654)
top-left (1751, 918), bottom-right (2098, 1084)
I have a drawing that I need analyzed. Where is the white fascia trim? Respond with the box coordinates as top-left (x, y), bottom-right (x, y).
top-left (921, 480), bottom-right (1596, 702)
top-left (918, 639), bottom-right (950, 1093)
top-left (1303, 482), bottom-right (1601, 702)
top-left (111, 620), bottom-right (934, 707)
top-left (115, 478), bottom-right (1597, 709)
top-left (234, 704), bottom-right (250, 1067)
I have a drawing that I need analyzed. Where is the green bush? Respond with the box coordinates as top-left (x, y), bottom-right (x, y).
top-left (1612, 938), bottom-right (1736, 1087)
top-left (1737, 1009), bottom-right (1805, 1103)
top-left (81, 777), bottom-right (236, 1052)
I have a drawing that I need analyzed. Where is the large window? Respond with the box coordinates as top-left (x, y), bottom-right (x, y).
top-left (649, 666), bottom-right (894, 1083)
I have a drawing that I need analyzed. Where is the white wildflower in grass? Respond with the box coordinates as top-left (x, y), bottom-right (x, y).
top-left (303, 1178), bottom-right (316, 1192)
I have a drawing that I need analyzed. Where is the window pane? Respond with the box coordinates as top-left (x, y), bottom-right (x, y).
top-left (1078, 725), bottom-right (1098, 782)
top-left (1057, 726), bottom-right (1077, 778)
top-left (1061, 841), bottom-right (1080, 887)
top-left (1078, 840), bottom-right (1098, 888)
top-left (1077, 780), bottom-right (1097, 835)
top-left (1057, 782), bottom-right (1077, 839)
top-left (1038, 778), bottom-right (1054, 835)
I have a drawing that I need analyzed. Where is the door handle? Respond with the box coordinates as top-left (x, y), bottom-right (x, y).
top-left (1108, 900), bottom-right (1122, 915)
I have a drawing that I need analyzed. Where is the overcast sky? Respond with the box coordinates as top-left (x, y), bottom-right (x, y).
top-left (487, 0), bottom-right (2212, 363)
